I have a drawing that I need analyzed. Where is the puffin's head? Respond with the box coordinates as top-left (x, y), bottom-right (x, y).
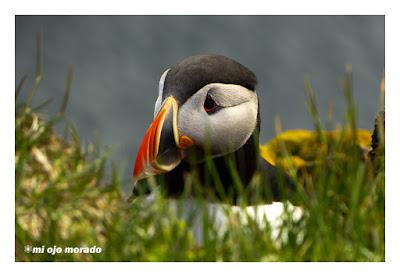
top-left (133, 54), bottom-right (259, 182)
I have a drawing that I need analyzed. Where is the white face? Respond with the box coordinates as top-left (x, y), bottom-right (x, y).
top-left (178, 83), bottom-right (258, 156)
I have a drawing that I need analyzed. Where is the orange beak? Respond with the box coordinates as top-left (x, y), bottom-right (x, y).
top-left (133, 96), bottom-right (194, 183)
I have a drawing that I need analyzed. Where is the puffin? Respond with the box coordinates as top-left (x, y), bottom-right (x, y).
top-left (131, 54), bottom-right (295, 205)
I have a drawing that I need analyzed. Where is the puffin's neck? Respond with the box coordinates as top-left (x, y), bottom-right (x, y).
top-left (229, 130), bottom-right (259, 185)
top-left (161, 112), bottom-right (261, 202)
top-left (213, 111), bottom-right (260, 186)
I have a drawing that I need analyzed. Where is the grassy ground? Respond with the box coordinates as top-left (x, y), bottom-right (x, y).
top-left (15, 40), bottom-right (384, 262)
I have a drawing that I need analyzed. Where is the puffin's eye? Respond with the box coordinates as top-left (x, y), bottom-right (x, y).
top-left (204, 94), bottom-right (219, 114)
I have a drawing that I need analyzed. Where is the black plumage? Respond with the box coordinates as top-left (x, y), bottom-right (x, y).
top-left (162, 54), bottom-right (258, 105)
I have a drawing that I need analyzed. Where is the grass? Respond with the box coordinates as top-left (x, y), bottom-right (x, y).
top-left (15, 39), bottom-right (384, 262)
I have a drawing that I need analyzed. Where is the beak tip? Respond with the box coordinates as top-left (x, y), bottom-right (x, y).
top-left (133, 159), bottom-right (148, 183)
top-left (131, 175), bottom-right (138, 185)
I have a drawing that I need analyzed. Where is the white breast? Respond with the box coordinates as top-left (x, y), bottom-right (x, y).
top-left (144, 194), bottom-right (304, 246)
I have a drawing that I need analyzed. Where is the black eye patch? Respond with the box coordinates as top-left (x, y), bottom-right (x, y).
top-left (203, 93), bottom-right (221, 114)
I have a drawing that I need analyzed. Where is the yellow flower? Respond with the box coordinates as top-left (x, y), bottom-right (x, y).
top-left (260, 129), bottom-right (372, 170)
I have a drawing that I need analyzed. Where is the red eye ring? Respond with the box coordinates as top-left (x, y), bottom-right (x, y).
top-left (204, 94), bottom-right (219, 114)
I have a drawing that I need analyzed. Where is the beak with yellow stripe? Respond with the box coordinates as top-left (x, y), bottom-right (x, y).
top-left (133, 96), bottom-right (194, 183)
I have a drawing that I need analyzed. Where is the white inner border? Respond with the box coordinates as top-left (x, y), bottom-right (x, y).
top-left (2, 1), bottom-right (398, 276)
